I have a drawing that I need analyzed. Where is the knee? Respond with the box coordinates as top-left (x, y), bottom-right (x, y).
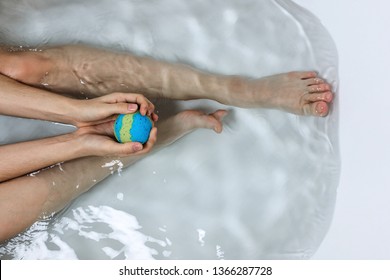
top-left (0, 50), bottom-right (54, 85)
top-left (0, 207), bottom-right (37, 244)
top-left (0, 216), bottom-right (18, 244)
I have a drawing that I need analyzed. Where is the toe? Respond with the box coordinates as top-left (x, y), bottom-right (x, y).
top-left (306, 77), bottom-right (324, 86)
top-left (207, 110), bottom-right (228, 133)
top-left (299, 71), bottom-right (318, 79)
top-left (211, 110), bottom-right (228, 122)
top-left (303, 101), bottom-right (329, 117)
top-left (288, 71), bottom-right (316, 79)
top-left (303, 91), bottom-right (333, 103)
top-left (308, 83), bottom-right (331, 93)
top-left (212, 121), bottom-right (223, 133)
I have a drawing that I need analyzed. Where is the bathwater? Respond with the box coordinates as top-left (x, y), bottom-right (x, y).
top-left (0, 0), bottom-right (340, 259)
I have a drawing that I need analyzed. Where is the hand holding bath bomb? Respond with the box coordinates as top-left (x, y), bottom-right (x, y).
top-left (114, 111), bottom-right (154, 144)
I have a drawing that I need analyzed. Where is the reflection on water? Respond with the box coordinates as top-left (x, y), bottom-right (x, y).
top-left (0, 0), bottom-right (339, 259)
top-left (0, 206), bottom-right (159, 259)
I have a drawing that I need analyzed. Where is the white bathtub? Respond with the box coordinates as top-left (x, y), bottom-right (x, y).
top-left (0, 0), bottom-right (348, 259)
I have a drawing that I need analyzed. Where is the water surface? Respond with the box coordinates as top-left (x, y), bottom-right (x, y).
top-left (0, 0), bottom-right (340, 259)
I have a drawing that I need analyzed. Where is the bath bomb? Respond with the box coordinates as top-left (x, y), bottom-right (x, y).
top-left (113, 112), bottom-right (153, 144)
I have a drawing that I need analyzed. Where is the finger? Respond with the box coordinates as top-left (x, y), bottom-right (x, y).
top-left (135, 127), bottom-right (158, 155)
top-left (127, 93), bottom-right (154, 116)
top-left (151, 112), bottom-right (159, 122)
top-left (76, 115), bottom-right (117, 128)
top-left (139, 99), bottom-right (155, 117)
top-left (99, 92), bottom-right (141, 104)
top-left (115, 127), bottom-right (157, 156)
top-left (107, 102), bottom-right (139, 116)
top-left (112, 101), bottom-right (155, 119)
top-left (103, 92), bottom-right (155, 114)
top-left (115, 142), bottom-right (144, 156)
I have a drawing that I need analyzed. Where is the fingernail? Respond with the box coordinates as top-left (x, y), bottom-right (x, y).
top-left (127, 104), bottom-right (138, 111)
top-left (134, 143), bottom-right (143, 152)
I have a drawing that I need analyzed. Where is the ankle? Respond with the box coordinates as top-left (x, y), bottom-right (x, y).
top-left (220, 76), bottom-right (252, 107)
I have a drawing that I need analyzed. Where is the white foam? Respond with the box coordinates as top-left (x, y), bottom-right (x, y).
top-left (197, 229), bottom-right (206, 247)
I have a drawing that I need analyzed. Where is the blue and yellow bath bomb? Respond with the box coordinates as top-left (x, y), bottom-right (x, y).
top-left (113, 112), bottom-right (153, 144)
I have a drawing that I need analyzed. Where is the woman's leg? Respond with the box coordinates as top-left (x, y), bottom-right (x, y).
top-left (0, 110), bottom-right (226, 242)
top-left (0, 45), bottom-right (333, 116)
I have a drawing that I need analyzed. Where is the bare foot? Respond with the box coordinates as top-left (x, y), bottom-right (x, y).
top-left (156, 109), bottom-right (228, 146)
top-left (227, 71), bottom-right (334, 117)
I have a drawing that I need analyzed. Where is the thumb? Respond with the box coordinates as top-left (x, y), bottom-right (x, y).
top-left (114, 141), bottom-right (144, 156)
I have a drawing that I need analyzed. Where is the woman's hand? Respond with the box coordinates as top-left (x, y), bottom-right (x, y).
top-left (0, 111), bottom-right (157, 183)
top-left (75, 120), bottom-right (158, 157)
top-left (71, 92), bottom-right (159, 127)
top-left (72, 93), bottom-right (159, 156)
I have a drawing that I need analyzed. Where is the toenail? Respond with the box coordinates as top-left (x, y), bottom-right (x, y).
top-left (325, 92), bottom-right (332, 101)
top-left (316, 103), bottom-right (325, 114)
